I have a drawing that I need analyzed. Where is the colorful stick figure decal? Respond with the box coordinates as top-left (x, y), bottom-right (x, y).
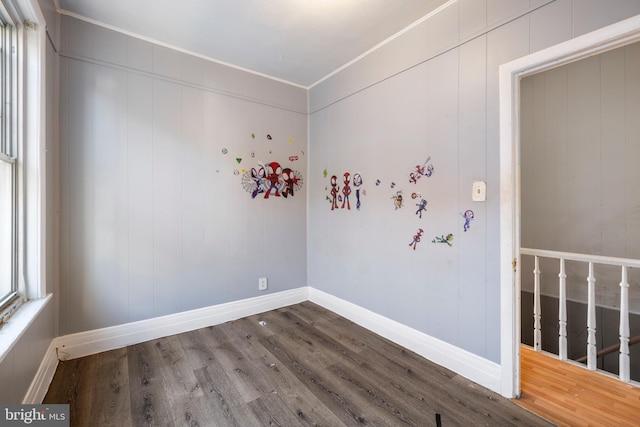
top-left (341, 172), bottom-right (352, 209)
top-left (353, 173), bottom-right (363, 210)
top-left (391, 190), bottom-right (403, 210)
top-left (415, 199), bottom-right (428, 218)
top-left (408, 156), bottom-right (434, 184)
top-left (329, 175), bottom-right (340, 210)
top-left (462, 209), bottom-right (475, 232)
top-left (409, 228), bottom-right (424, 250)
top-left (432, 234), bottom-right (454, 246)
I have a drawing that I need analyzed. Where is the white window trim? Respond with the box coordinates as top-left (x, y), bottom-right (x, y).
top-left (0, 0), bottom-right (49, 362)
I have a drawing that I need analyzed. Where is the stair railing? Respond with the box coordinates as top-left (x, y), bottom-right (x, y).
top-left (521, 248), bottom-right (640, 383)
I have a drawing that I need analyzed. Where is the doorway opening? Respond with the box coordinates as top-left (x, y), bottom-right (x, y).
top-left (499, 14), bottom-right (640, 398)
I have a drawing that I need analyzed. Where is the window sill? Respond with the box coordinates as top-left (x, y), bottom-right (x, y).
top-left (0, 294), bottom-right (52, 365)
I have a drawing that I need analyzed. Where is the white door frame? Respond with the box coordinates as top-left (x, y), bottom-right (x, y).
top-left (499, 14), bottom-right (640, 398)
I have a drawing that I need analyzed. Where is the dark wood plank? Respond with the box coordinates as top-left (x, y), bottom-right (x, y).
top-left (43, 354), bottom-right (98, 426)
top-left (192, 365), bottom-right (259, 427)
top-left (218, 318), bottom-right (347, 426)
top-left (177, 329), bottom-right (260, 426)
top-left (126, 340), bottom-right (174, 427)
top-left (151, 334), bottom-right (211, 426)
top-left (91, 348), bottom-right (132, 427)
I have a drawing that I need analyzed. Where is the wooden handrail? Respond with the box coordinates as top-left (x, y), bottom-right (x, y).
top-left (576, 334), bottom-right (640, 364)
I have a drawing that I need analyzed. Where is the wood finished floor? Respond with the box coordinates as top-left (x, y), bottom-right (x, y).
top-left (516, 345), bottom-right (640, 427)
top-left (44, 302), bottom-right (553, 426)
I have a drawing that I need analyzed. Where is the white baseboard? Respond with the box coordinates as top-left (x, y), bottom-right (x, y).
top-left (53, 287), bottom-right (308, 361)
top-left (308, 287), bottom-right (502, 394)
top-left (22, 341), bottom-right (59, 404)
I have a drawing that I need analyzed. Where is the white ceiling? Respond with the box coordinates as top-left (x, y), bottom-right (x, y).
top-left (55, 0), bottom-right (451, 88)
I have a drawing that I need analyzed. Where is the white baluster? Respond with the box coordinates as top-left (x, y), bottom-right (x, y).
top-left (587, 262), bottom-right (597, 370)
top-left (534, 256), bottom-right (541, 352)
top-left (619, 266), bottom-right (630, 382)
top-left (558, 258), bottom-right (567, 361)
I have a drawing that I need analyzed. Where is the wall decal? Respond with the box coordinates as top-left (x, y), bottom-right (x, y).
top-left (432, 234), bottom-right (454, 246)
top-left (391, 190), bottom-right (403, 210)
top-left (375, 179), bottom-right (381, 186)
top-left (411, 192), bottom-right (422, 199)
top-left (251, 133), bottom-right (256, 139)
top-left (415, 199), bottom-right (428, 218)
top-left (236, 158), bottom-right (242, 164)
top-left (288, 137), bottom-right (294, 144)
top-left (241, 162), bottom-right (303, 199)
top-left (234, 170), bottom-right (240, 175)
top-left (462, 210), bottom-right (475, 232)
top-left (264, 161), bottom-right (282, 198)
top-left (251, 151), bottom-right (256, 158)
top-left (241, 168), bottom-right (246, 174)
top-left (281, 168), bottom-right (302, 198)
top-left (409, 228), bottom-right (424, 250)
top-left (341, 172), bottom-right (352, 209)
top-left (390, 182), bottom-right (396, 189)
top-left (222, 148), bottom-right (228, 154)
top-left (323, 168), bottom-right (328, 178)
top-left (409, 156), bottom-right (434, 183)
top-left (289, 155), bottom-right (298, 162)
top-left (353, 173), bottom-right (363, 210)
top-left (267, 134), bottom-right (272, 140)
top-left (329, 175), bottom-right (339, 210)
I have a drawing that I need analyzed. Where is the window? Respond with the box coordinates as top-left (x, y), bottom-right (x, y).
top-left (0, 13), bottom-right (18, 320)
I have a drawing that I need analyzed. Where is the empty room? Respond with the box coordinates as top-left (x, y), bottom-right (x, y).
top-left (1, 0), bottom-right (640, 425)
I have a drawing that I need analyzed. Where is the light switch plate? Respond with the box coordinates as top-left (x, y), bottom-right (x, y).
top-left (472, 181), bottom-right (486, 202)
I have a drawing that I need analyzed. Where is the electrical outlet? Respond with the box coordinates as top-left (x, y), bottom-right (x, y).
top-left (258, 277), bottom-right (268, 291)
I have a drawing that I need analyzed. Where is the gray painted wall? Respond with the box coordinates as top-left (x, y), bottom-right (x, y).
top-left (58, 16), bottom-right (308, 335)
top-left (521, 42), bottom-right (640, 314)
top-left (308, 0), bottom-right (640, 363)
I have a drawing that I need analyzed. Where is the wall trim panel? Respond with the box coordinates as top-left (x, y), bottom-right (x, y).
top-left (308, 287), bottom-right (502, 394)
top-left (52, 287), bottom-right (309, 361)
top-left (22, 341), bottom-right (58, 404)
